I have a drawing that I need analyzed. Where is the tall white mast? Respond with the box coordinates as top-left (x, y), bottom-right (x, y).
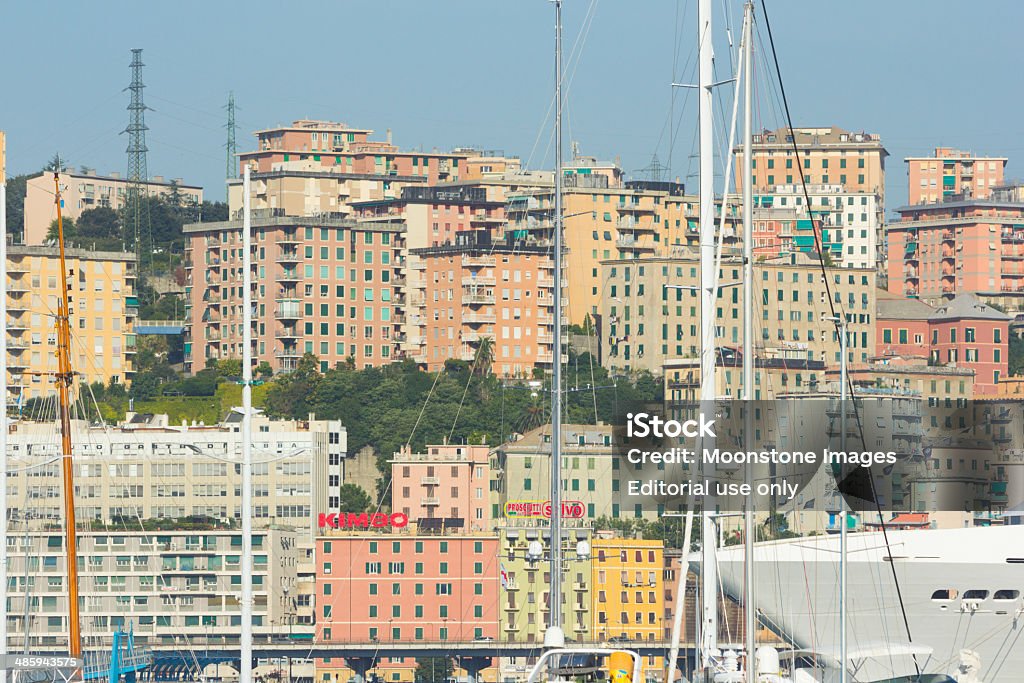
top-left (741, 3), bottom-right (756, 681)
top-left (697, 0), bottom-right (719, 670)
top-left (546, 0), bottom-right (565, 645)
top-left (0, 132), bottom-right (8, 676)
top-left (240, 164), bottom-right (254, 682)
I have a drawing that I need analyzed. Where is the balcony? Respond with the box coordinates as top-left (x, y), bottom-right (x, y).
top-left (275, 348), bottom-right (302, 360)
top-left (463, 255), bottom-right (496, 268)
top-left (421, 497), bottom-right (440, 507)
top-left (7, 317), bottom-right (28, 330)
top-left (420, 477), bottom-right (439, 486)
top-left (462, 275), bottom-right (496, 287)
top-left (276, 250), bottom-right (301, 264)
top-left (275, 328), bottom-right (301, 340)
top-left (275, 305), bottom-right (302, 321)
top-left (616, 202), bottom-right (654, 214)
top-left (7, 261), bottom-right (28, 274)
top-left (463, 292), bottom-right (495, 305)
top-left (277, 232), bottom-right (301, 245)
top-left (464, 312), bottom-right (496, 325)
top-left (279, 270), bottom-right (300, 283)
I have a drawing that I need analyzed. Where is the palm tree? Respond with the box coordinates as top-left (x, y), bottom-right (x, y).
top-left (472, 336), bottom-right (495, 377)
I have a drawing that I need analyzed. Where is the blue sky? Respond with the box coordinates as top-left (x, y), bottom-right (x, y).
top-left (3, 1), bottom-right (1021, 211)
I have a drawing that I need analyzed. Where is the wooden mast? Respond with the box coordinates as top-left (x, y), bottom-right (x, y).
top-left (53, 172), bottom-right (82, 659)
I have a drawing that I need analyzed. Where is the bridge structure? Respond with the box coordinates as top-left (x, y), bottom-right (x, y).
top-left (133, 320), bottom-right (186, 335)
top-left (39, 640), bottom-right (721, 682)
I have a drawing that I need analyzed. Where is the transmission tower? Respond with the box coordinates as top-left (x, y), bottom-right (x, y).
top-left (225, 91), bottom-right (238, 185)
top-left (123, 48), bottom-right (150, 270)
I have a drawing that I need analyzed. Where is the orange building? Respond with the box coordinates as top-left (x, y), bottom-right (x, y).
top-left (736, 126), bottom-right (888, 206)
top-left (414, 231), bottom-right (559, 377)
top-left (905, 147), bottom-right (1007, 205)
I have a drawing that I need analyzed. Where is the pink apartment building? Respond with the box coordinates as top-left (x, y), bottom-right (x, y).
top-left (239, 119), bottom-right (470, 184)
top-left (906, 147), bottom-right (1007, 205)
top-left (927, 293), bottom-right (1009, 394)
top-left (888, 188), bottom-right (1024, 305)
top-left (183, 217), bottom-right (408, 374)
top-left (390, 443), bottom-right (492, 531)
top-left (876, 291), bottom-right (1008, 394)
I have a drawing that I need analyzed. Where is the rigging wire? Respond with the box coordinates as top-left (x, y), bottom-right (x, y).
top-left (757, 0), bottom-right (919, 675)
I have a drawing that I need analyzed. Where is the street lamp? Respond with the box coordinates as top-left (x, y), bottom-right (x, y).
top-left (823, 313), bottom-right (848, 683)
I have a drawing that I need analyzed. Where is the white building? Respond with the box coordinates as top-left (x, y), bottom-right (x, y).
top-left (4, 528), bottom-right (309, 649)
top-left (768, 183), bottom-right (882, 269)
top-left (6, 411), bottom-right (348, 539)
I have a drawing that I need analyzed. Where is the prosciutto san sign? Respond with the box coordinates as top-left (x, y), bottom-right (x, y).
top-left (503, 500), bottom-right (586, 519)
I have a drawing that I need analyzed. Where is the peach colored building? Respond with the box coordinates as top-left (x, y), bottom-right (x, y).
top-left (887, 188), bottom-right (1024, 305)
top-left (352, 186), bottom-right (507, 361)
top-left (736, 126), bottom-right (888, 206)
top-left (183, 217), bottom-right (407, 375)
top-left (239, 119), bottom-right (470, 184)
top-left (414, 232), bottom-right (559, 377)
top-left (390, 443), bottom-right (492, 530)
top-left (906, 147), bottom-right (1007, 205)
top-left (315, 532), bottom-right (500, 683)
top-left (23, 169), bottom-right (202, 245)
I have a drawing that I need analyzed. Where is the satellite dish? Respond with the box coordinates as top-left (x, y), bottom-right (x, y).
top-left (576, 540), bottom-right (591, 560)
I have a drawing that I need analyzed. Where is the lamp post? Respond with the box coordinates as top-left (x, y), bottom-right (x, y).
top-left (824, 313), bottom-right (849, 683)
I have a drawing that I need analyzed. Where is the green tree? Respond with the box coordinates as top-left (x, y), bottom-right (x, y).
top-left (336, 484), bottom-right (373, 512)
top-left (264, 354), bottom-right (322, 418)
top-left (4, 172), bottom-right (36, 241)
top-left (217, 358), bottom-right (243, 378)
top-left (471, 337), bottom-right (494, 377)
top-left (1011, 335), bottom-right (1024, 376)
top-left (256, 362), bottom-right (274, 380)
top-left (414, 658), bottom-right (453, 683)
top-left (76, 206), bottom-right (121, 240)
top-left (46, 216), bottom-right (76, 242)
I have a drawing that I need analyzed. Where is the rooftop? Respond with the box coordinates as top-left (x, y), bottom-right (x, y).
top-left (876, 291), bottom-right (935, 320)
top-left (929, 292), bottom-right (1010, 322)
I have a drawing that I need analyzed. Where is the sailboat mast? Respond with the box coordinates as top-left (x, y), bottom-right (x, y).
top-left (697, 0), bottom-right (719, 669)
top-left (0, 136), bottom-right (8, 675)
top-left (741, 3), bottom-right (755, 681)
top-left (548, 0), bottom-right (564, 636)
top-left (240, 164), bottom-right (254, 682)
top-left (53, 173), bottom-right (82, 659)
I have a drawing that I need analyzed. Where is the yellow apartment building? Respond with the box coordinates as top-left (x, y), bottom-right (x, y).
top-left (6, 246), bottom-right (137, 405)
top-left (591, 536), bottom-right (666, 680)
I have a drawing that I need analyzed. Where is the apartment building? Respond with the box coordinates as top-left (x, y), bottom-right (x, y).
top-left (6, 245), bottom-right (137, 405)
top-left (226, 166), bottom-right (424, 219)
top-left (413, 231), bottom-right (559, 377)
top-left (888, 186), bottom-right (1024, 308)
top-left (876, 291), bottom-right (1008, 394)
top-left (315, 531), bottom-right (500, 683)
top-left (5, 412), bottom-right (346, 536)
top-left (497, 523), bottom-right (592, 645)
top-left (507, 179), bottom-right (742, 324)
top-left (352, 185), bottom-right (507, 360)
top-left (239, 119), bottom-right (472, 185)
top-left (492, 423), bottom-right (648, 521)
top-left (4, 528), bottom-right (307, 650)
top-left (737, 126), bottom-right (888, 206)
top-left (390, 443), bottom-right (492, 530)
top-left (600, 251), bottom-right (877, 390)
top-left (23, 169), bottom-right (202, 245)
top-left (591, 537), bottom-right (664, 641)
top-left (906, 147), bottom-right (1007, 204)
top-left (749, 184), bottom-right (882, 269)
top-left (183, 216), bottom-right (406, 374)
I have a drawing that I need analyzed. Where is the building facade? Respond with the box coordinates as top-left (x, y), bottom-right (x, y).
top-left (5, 412), bottom-right (346, 537)
top-left (23, 169), bottom-right (202, 246)
top-left (737, 126), bottom-right (888, 205)
top-left (906, 147), bottom-right (1007, 205)
top-left (4, 528), bottom-right (306, 650)
top-left (391, 443), bottom-right (492, 531)
top-left (6, 246), bottom-right (137, 405)
top-left (600, 252), bottom-right (877, 392)
top-left (184, 217), bottom-right (407, 374)
top-left (887, 188), bottom-right (1024, 307)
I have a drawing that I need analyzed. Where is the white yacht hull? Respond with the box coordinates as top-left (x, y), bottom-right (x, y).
top-left (715, 526), bottom-right (1024, 681)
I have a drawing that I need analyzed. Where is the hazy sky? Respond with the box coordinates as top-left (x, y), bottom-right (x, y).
top-left (3, 1), bottom-right (1021, 212)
